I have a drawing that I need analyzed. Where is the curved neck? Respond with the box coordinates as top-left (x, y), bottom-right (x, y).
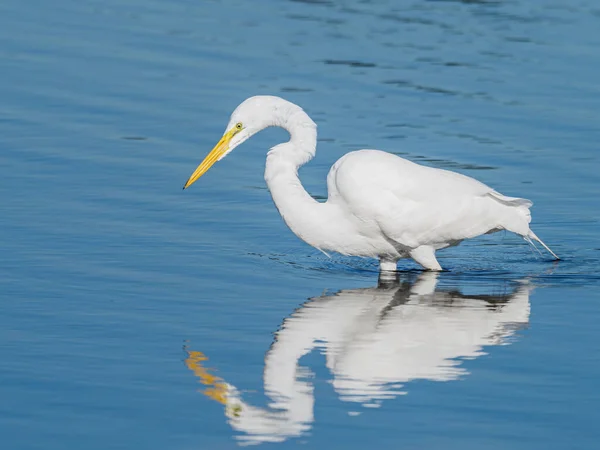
top-left (268, 106), bottom-right (317, 167)
top-left (263, 107), bottom-right (339, 252)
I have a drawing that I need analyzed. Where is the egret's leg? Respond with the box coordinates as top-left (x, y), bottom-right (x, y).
top-left (410, 246), bottom-right (442, 271)
top-left (379, 259), bottom-right (398, 272)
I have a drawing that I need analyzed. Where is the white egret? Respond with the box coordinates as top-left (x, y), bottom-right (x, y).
top-left (183, 96), bottom-right (558, 271)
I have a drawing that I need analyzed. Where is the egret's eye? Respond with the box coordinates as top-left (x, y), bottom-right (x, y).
top-left (235, 122), bottom-right (243, 131)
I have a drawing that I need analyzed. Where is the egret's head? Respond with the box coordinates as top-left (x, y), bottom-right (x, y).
top-left (183, 96), bottom-right (290, 189)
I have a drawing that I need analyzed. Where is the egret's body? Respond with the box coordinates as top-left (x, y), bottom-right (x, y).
top-left (184, 95), bottom-right (557, 271)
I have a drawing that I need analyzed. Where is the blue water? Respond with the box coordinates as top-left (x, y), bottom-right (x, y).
top-left (1, 0), bottom-right (599, 448)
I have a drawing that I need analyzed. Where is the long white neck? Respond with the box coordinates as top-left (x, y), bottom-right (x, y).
top-left (263, 103), bottom-right (341, 252)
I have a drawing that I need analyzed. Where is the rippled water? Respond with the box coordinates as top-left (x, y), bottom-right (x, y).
top-left (1, 0), bottom-right (599, 449)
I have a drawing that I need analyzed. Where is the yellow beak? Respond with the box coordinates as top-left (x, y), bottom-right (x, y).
top-left (183, 129), bottom-right (235, 189)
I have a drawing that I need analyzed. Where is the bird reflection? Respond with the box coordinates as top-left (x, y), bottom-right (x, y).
top-left (185, 272), bottom-right (532, 445)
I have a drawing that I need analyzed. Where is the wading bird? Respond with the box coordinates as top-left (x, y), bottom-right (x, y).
top-left (183, 96), bottom-right (558, 271)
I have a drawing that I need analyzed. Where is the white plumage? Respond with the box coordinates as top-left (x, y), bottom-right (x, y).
top-left (184, 95), bottom-right (558, 271)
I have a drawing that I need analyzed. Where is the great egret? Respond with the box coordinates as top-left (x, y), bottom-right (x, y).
top-left (183, 96), bottom-right (558, 271)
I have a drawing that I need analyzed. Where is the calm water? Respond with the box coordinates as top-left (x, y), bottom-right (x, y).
top-left (1, 0), bottom-right (599, 448)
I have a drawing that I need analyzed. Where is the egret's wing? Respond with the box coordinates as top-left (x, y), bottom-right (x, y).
top-left (328, 150), bottom-right (507, 247)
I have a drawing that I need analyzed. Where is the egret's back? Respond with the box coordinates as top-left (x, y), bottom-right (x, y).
top-left (327, 150), bottom-right (534, 249)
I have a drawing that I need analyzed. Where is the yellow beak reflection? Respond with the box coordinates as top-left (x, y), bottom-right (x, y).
top-left (185, 349), bottom-right (228, 405)
top-left (183, 129), bottom-right (235, 189)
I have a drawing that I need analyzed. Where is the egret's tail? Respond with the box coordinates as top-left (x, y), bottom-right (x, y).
top-left (526, 230), bottom-right (559, 260)
top-left (488, 191), bottom-right (559, 260)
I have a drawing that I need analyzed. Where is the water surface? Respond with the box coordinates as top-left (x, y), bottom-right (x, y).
top-left (1, 0), bottom-right (599, 449)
